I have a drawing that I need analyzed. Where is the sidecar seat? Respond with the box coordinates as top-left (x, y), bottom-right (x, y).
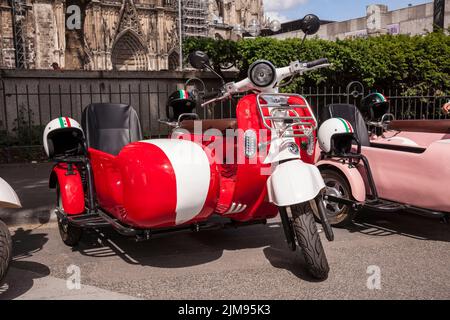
top-left (320, 104), bottom-right (370, 147)
top-left (82, 103), bottom-right (143, 155)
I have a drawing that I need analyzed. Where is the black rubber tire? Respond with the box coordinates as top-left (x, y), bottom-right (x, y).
top-left (57, 186), bottom-right (83, 247)
top-left (291, 202), bottom-right (330, 280)
top-left (0, 220), bottom-right (12, 284)
top-left (318, 169), bottom-right (356, 228)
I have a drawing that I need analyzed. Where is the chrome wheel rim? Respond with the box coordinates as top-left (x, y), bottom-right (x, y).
top-left (323, 177), bottom-right (349, 219)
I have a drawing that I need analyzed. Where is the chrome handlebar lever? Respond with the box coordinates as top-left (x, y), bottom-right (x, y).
top-left (201, 92), bottom-right (232, 108)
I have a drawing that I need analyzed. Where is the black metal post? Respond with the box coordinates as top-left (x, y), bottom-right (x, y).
top-left (434, 0), bottom-right (446, 31)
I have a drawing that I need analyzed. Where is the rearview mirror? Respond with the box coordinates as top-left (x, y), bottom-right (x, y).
top-left (301, 14), bottom-right (321, 35)
top-left (188, 51), bottom-right (211, 70)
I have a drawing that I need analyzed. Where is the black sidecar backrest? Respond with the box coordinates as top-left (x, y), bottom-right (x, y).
top-left (320, 104), bottom-right (370, 147)
top-left (82, 103), bottom-right (143, 155)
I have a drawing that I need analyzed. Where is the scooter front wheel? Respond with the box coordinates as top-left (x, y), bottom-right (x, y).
top-left (0, 220), bottom-right (12, 284)
top-left (291, 202), bottom-right (330, 280)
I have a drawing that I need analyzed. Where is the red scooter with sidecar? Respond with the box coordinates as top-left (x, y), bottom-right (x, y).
top-left (44, 15), bottom-right (334, 279)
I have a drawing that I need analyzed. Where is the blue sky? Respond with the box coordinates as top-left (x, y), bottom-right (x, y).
top-left (264, 0), bottom-right (431, 22)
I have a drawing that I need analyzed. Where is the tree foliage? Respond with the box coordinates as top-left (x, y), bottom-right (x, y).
top-left (184, 32), bottom-right (450, 95)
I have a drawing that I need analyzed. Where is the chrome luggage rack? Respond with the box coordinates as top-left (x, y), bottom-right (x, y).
top-left (256, 93), bottom-right (318, 138)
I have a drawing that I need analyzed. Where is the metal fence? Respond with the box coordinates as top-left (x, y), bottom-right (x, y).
top-left (0, 73), bottom-right (449, 162)
top-left (299, 81), bottom-right (450, 121)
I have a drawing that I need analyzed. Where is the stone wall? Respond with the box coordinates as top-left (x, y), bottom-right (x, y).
top-left (0, 0), bottom-right (15, 69)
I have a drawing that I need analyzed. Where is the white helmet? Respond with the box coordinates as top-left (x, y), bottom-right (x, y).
top-left (43, 117), bottom-right (84, 158)
top-left (318, 118), bottom-right (354, 153)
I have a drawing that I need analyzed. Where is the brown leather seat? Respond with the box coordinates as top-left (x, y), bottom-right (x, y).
top-left (388, 120), bottom-right (450, 134)
top-left (179, 119), bottom-right (238, 133)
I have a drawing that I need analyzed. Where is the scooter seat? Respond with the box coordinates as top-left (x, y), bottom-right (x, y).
top-left (388, 120), bottom-right (450, 134)
top-left (179, 119), bottom-right (238, 133)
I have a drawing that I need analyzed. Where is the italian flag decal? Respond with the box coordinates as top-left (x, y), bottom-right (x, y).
top-left (179, 90), bottom-right (189, 99)
top-left (337, 118), bottom-right (353, 133)
top-left (58, 117), bottom-right (72, 128)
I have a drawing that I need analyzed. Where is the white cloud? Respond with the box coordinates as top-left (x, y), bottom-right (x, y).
top-left (264, 0), bottom-right (309, 11)
top-left (265, 11), bottom-right (289, 23)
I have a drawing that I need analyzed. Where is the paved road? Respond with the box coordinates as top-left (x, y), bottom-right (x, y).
top-left (1, 163), bottom-right (449, 300)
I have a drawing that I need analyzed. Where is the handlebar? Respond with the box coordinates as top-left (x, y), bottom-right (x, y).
top-left (305, 58), bottom-right (329, 69)
top-left (200, 58), bottom-right (331, 108)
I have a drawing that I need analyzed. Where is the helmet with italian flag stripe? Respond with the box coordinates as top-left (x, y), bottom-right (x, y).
top-left (318, 118), bottom-right (355, 153)
top-left (43, 117), bottom-right (84, 158)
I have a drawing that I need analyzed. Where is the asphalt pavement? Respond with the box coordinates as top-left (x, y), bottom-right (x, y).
top-left (0, 163), bottom-right (449, 300)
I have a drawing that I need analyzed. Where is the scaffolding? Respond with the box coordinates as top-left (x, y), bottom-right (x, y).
top-left (10, 0), bottom-right (28, 69)
top-left (181, 0), bottom-right (209, 38)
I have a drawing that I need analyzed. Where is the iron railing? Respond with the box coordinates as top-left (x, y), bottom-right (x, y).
top-left (0, 78), bottom-right (448, 150)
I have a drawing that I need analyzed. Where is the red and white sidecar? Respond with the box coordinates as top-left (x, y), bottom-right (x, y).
top-left (315, 102), bottom-right (450, 227)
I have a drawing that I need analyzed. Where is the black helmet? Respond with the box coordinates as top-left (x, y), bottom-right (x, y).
top-left (361, 93), bottom-right (389, 121)
top-left (166, 89), bottom-right (197, 121)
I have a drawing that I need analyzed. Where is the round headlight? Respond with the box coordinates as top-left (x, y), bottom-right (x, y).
top-left (248, 60), bottom-right (276, 88)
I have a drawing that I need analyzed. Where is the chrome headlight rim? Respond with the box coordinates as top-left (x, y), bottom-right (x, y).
top-left (248, 60), bottom-right (276, 88)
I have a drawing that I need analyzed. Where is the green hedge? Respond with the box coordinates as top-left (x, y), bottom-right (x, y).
top-left (184, 32), bottom-right (450, 95)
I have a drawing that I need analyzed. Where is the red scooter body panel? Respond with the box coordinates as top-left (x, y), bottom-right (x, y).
top-left (53, 164), bottom-right (85, 215)
top-left (288, 95), bottom-right (317, 165)
top-left (224, 94), bottom-right (317, 221)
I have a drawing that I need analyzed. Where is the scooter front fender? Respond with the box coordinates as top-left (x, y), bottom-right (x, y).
top-left (0, 177), bottom-right (21, 208)
top-left (267, 160), bottom-right (325, 207)
top-left (316, 159), bottom-right (366, 202)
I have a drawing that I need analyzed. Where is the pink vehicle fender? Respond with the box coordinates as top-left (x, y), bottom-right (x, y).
top-left (49, 164), bottom-right (85, 215)
top-left (316, 159), bottom-right (366, 202)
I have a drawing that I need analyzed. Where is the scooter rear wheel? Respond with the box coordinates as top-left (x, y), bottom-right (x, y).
top-left (57, 185), bottom-right (83, 247)
top-left (291, 203), bottom-right (330, 280)
top-left (0, 220), bottom-right (12, 284)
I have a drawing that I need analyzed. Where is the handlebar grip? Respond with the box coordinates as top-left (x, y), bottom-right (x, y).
top-left (305, 58), bottom-right (329, 68)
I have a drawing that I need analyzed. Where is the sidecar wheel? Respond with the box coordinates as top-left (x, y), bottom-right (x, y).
top-left (291, 203), bottom-right (329, 280)
top-left (0, 220), bottom-right (12, 284)
top-left (57, 186), bottom-right (83, 247)
top-left (58, 219), bottom-right (83, 247)
top-left (318, 169), bottom-right (356, 228)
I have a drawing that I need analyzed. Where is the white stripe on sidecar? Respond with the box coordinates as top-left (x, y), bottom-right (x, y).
top-left (141, 139), bottom-right (210, 225)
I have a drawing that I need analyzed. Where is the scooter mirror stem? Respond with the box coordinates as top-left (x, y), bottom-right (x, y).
top-left (203, 64), bottom-right (226, 85)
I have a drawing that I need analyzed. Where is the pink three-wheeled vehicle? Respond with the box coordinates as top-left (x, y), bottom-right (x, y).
top-left (44, 15), bottom-right (335, 279)
top-left (315, 94), bottom-right (450, 227)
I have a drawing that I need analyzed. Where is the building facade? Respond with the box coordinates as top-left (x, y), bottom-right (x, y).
top-left (0, 0), bottom-right (264, 70)
top-left (0, 0), bottom-right (181, 71)
top-left (208, 0), bottom-right (265, 39)
top-left (272, 1), bottom-right (450, 41)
